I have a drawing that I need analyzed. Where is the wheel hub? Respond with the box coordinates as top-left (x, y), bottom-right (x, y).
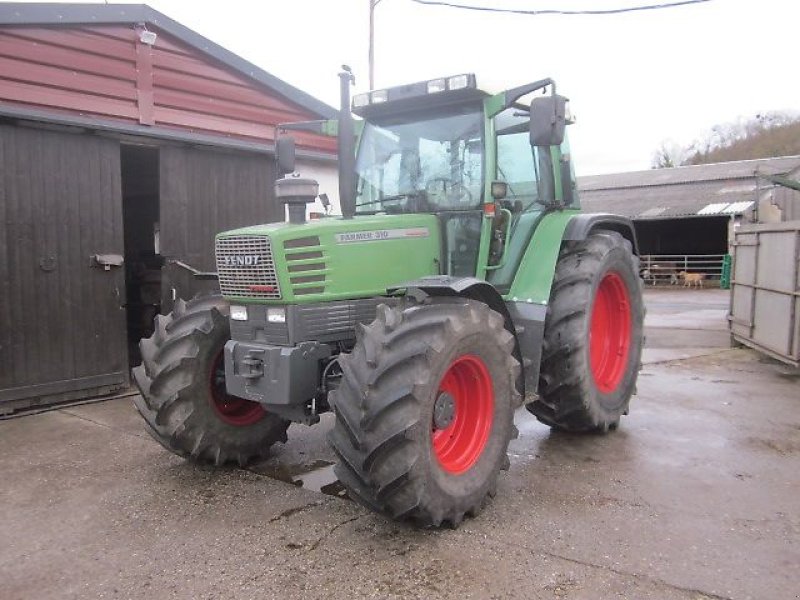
top-left (209, 350), bottom-right (266, 426)
top-left (589, 271), bottom-right (632, 393)
top-left (433, 391), bottom-right (456, 429)
top-left (431, 354), bottom-right (494, 475)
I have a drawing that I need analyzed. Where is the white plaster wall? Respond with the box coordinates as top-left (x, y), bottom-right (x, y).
top-left (294, 158), bottom-right (340, 217)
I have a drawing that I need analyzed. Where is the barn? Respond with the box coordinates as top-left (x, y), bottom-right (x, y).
top-left (578, 155), bottom-right (800, 282)
top-left (0, 3), bottom-right (339, 413)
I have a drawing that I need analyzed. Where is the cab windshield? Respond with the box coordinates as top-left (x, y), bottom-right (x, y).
top-left (355, 109), bottom-right (483, 214)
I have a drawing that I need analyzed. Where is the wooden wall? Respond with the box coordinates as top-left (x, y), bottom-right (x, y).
top-left (0, 125), bottom-right (128, 411)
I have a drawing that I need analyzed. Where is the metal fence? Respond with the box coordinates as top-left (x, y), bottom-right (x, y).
top-left (729, 222), bottom-right (800, 368)
top-left (639, 254), bottom-right (727, 286)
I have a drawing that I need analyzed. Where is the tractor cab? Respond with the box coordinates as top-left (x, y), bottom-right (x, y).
top-left (354, 100), bottom-right (486, 276)
top-left (278, 71), bottom-right (576, 284)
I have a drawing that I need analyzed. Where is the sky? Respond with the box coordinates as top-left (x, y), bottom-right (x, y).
top-left (9, 0), bottom-right (799, 175)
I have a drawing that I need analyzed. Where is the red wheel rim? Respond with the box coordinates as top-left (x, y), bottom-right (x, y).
top-left (590, 272), bottom-right (632, 393)
top-left (432, 355), bottom-right (494, 475)
top-left (209, 350), bottom-right (266, 426)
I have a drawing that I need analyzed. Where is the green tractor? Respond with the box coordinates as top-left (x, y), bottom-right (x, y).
top-left (133, 69), bottom-right (644, 528)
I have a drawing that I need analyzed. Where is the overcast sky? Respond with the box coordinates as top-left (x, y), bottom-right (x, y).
top-left (12, 0), bottom-right (800, 175)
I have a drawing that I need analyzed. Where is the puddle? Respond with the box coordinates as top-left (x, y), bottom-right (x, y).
top-left (250, 459), bottom-right (349, 499)
top-left (292, 464), bottom-right (348, 497)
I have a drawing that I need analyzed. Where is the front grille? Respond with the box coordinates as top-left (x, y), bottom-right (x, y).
top-left (227, 298), bottom-right (398, 346)
top-left (294, 298), bottom-right (392, 343)
top-left (216, 235), bottom-right (281, 299)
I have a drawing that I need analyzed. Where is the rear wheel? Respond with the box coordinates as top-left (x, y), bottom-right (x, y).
top-left (528, 231), bottom-right (644, 432)
top-left (132, 295), bottom-right (289, 466)
top-left (329, 298), bottom-right (520, 528)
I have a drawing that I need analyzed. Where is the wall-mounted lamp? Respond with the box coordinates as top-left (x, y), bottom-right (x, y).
top-left (138, 25), bottom-right (157, 46)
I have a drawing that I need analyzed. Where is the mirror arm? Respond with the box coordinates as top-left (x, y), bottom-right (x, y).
top-left (502, 78), bottom-right (555, 111)
top-left (536, 150), bottom-right (557, 206)
top-left (560, 154), bottom-right (575, 207)
top-left (277, 120), bottom-right (330, 135)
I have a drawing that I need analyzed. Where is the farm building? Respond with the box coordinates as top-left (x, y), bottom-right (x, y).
top-left (578, 155), bottom-right (800, 281)
top-left (0, 3), bottom-right (338, 413)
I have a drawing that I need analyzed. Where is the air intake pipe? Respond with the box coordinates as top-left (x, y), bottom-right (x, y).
top-left (275, 176), bottom-right (319, 225)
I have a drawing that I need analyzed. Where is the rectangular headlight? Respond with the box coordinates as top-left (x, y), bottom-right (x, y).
top-left (267, 307), bottom-right (286, 324)
top-left (371, 89), bottom-right (388, 104)
top-left (230, 305), bottom-right (248, 321)
top-left (427, 78), bottom-right (446, 94)
top-left (447, 74), bottom-right (469, 90)
top-left (353, 93), bottom-right (369, 108)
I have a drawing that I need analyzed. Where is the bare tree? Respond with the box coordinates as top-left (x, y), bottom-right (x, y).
top-left (651, 139), bottom-right (691, 169)
top-left (651, 111), bottom-right (800, 168)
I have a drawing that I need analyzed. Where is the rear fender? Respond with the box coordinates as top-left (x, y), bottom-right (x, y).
top-left (562, 213), bottom-right (639, 254)
top-left (505, 210), bottom-right (637, 394)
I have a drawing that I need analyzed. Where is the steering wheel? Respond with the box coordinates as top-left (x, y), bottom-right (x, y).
top-left (425, 178), bottom-right (474, 207)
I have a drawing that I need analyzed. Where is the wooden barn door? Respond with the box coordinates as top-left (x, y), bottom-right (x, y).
top-left (0, 125), bottom-right (128, 413)
top-left (158, 145), bottom-right (280, 309)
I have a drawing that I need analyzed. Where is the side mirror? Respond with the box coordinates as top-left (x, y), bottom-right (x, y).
top-left (276, 135), bottom-right (296, 175)
top-left (530, 94), bottom-right (568, 147)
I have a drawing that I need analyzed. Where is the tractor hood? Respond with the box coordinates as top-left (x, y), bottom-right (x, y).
top-left (215, 214), bottom-right (441, 304)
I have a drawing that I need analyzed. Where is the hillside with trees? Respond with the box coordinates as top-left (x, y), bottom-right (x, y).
top-left (652, 112), bottom-right (800, 168)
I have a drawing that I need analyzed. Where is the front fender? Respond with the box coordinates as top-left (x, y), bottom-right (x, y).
top-left (388, 276), bottom-right (511, 328)
top-left (388, 276), bottom-right (526, 393)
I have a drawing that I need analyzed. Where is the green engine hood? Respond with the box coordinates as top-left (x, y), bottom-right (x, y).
top-left (215, 214), bottom-right (441, 304)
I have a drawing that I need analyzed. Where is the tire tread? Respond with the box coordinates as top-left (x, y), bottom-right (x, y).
top-left (527, 231), bottom-right (644, 432)
top-left (132, 294), bottom-right (289, 466)
top-left (329, 298), bottom-right (520, 527)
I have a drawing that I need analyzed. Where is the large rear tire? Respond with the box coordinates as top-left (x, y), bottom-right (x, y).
top-left (329, 298), bottom-right (521, 528)
top-left (132, 295), bottom-right (289, 466)
top-left (527, 231), bottom-right (644, 432)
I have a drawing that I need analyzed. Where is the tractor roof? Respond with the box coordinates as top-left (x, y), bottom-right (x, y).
top-left (353, 73), bottom-right (490, 120)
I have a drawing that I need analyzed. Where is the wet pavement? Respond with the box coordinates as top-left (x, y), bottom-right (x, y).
top-left (642, 287), bottom-right (730, 358)
top-left (1, 288), bottom-right (798, 599)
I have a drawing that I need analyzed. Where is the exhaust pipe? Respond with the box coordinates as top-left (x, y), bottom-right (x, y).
top-left (338, 66), bottom-right (356, 220)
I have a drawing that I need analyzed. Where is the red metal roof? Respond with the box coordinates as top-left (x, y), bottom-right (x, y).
top-left (0, 6), bottom-right (336, 154)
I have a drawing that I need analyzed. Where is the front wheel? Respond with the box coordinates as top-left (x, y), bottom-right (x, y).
top-left (328, 298), bottom-right (521, 528)
top-left (132, 295), bottom-right (290, 466)
top-left (528, 231), bottom-right (644, 432)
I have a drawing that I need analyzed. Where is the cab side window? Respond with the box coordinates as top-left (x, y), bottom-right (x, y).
top-left (497, 131), bottom-right (538, 207)
top-left (496, 109), bottom-right (539, 208)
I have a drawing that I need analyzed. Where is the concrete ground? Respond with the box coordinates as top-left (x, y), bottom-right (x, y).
top-left (2, 288), bottom-right (799, 600)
